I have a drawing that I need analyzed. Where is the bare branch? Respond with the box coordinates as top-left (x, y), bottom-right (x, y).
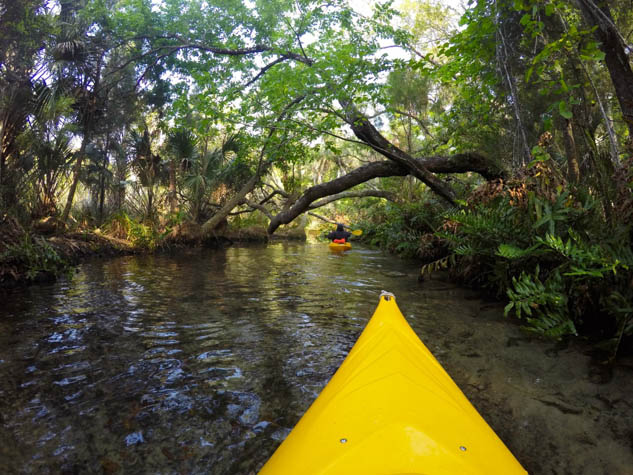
top-left (307, 212), bottom-right (339, 226)
top-left (240, 199), bottom-right (274, 220)
top-left (243, 56), bottom-right (289, 88)
top-left (309, 190), bottom-right (396, 209)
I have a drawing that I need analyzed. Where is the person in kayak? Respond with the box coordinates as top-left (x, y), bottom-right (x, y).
top-left (327, 223), bottom-right (352, 243)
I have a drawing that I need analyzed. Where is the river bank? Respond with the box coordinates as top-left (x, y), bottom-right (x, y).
top-left (0, 218), bottom-right (306, 287)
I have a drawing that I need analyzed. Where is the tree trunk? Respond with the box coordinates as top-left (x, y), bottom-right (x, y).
top-left (576, 0), bottom-right (633, 140)
top-left (200, 93), bottom-right (307, 236)
top-left (61, 55), bottom-right (103, 224)
top-left (562, 119), bottom-right (580, 184)
top-left (61, 132), bottom-right (90, 224)
top-left (496, 15), bottom-right (532, 166)
top-left (98, 135), bottom-right (110, 226)
top-left (169, 157), bottom-right (178, 214)
top-left (98, 160), bottom-right (106, 225)
top-left (147, 186), bottom-right (153, 221)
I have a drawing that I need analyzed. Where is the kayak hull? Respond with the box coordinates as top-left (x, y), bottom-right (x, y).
top-left (259, 294), bottom-right (526, 474)
top-left (328, 241), bottom-right (352, 252)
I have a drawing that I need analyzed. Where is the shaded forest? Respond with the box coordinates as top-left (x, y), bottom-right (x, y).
top-left (1, 0), bottom-right (632, 357)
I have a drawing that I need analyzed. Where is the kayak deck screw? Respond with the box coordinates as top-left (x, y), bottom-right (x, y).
top-left (340, 438), bottom-right (348, 444)
top-left (459, 446), bottom-right (467, 452)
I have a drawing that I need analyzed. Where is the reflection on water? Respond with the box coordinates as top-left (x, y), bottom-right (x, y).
top-left (1, 242), bottom-right (632, 474)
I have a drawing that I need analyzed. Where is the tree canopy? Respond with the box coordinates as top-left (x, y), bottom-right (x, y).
top-left (0, 0), bottom-right (631, 232)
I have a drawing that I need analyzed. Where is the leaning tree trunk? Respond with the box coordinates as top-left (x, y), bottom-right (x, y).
top-left (201, 93), bottom-right (307, 236)
top-left (201, 174), bottom-right (259, 235)
top-left (267, 154), bottom-right (505, 235)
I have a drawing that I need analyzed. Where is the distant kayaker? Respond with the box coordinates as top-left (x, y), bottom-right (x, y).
top-left (327, 223), bottom-right (352, 243)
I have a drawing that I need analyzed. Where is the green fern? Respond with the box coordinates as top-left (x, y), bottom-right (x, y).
top-left (532, 191), bottom-right (573, 235)
top-left (496, 243), bottom-right (543, 259)
top-left (505, 268), bottom-right (576, 338)
top-left (537, 231), bottom-right (630, 278)
top-left (454, 244), bottom-right (475, 256)
top-left (438, 199), bottom-right (531, 260)
top-left (524, 311), bottom-right (578, 338)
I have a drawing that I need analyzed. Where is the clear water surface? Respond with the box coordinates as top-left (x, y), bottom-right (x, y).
top-left (1, 243), bottom-right (631, 474)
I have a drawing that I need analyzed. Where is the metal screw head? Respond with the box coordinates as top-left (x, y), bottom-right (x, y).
top-left (459, 446), bottom-right (467, 452)
top-left (340, 438), bottom-right (348, 444)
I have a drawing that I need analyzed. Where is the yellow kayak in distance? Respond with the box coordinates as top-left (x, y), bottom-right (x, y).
top-left (328, 241), bottom-right (352, 252)
top-left (259, 293), bottom-right (527, 474)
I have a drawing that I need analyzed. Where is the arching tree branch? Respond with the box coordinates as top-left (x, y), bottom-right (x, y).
top-left (307, 212), bottom-right (343, 226)
top-left (267, 153), bottom-right (504, 234)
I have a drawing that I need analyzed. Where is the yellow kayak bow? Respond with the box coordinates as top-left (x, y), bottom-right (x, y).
top-left (259, 293), bottom-right (527, 474)
top-left (328, 241), bottom-right (352, 252)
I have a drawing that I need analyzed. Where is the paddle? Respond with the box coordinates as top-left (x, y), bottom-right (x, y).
top-left (351, 229), bottom-right (363, 236)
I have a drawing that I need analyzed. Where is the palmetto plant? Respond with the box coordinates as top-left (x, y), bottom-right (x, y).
top-left (178, 133), bottom-right (243, 223)
top-left (32, 132), bottom-right (75, 216)
top-left (166, 128), bottom-right (197, 214)
top-left (183, 149), bottom-right (222, 222)
top-left (128, 127), bottom-right (164, 221)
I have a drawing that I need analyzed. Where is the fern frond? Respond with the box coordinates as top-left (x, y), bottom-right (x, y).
top-left (505, 269), bottom-right (576, 338)
top-left (525, 312), bottom-right (577, 338)
top-left (420, 254), bottom-right (454, 278)
top-left (496, 243), bottom-right (543, 259)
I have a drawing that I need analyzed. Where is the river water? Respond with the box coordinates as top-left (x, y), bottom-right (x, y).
top-left (1, 243), bottom-right (631, 474)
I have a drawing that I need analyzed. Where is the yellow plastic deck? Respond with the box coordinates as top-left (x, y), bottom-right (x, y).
top-left (259, 294), bottom-right (527, 474)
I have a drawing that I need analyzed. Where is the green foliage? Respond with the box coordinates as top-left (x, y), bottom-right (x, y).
top-left (1, 234), bottom-right (71, 281)
top-left (530, 190), bottom-right (585, 235)
top-left (505, 267), bottom-right (575, 338)
top-left (434, 184), bottom-right (633, 357)
top-left (103, 211), bottom-right (177, 251)
top-left (123, 213), bottom-right (171, 251)
top-left (439, 200), bottom-right (530, 256)
top-left (167, 129), bottom-right (197, 162)
top-left (536, 232), bottom-right (627, 278)
top-left (360, 200), bottom-right (448, 258)
top-left (496, 243), bottom-right (544, 260)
